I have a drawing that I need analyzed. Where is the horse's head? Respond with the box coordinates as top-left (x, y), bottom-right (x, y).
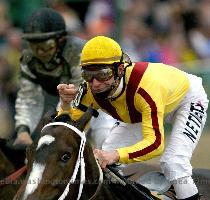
top-left (15, 107), bottom-right (95, 200)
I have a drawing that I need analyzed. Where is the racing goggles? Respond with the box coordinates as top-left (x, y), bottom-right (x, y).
top-left (28, 38), bottom-right (57, 53)
top-left (81, 67), bottom-right (114, 82)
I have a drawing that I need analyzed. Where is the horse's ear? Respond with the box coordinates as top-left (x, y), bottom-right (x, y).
top-left (26, 142), bottom-right (37, 169)
top-left (75, 106), bottom-right (93, 131)
top-left (54, 112), bottom-right (72, 123)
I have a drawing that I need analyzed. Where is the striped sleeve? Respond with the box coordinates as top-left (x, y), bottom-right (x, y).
top-left (117, 83), bottom-right (165, 163)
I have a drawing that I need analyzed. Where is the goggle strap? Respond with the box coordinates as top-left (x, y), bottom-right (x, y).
top-left (113, 64), bottom-right (119, 80)
top-left (120, 52), bottom-right (124, 63)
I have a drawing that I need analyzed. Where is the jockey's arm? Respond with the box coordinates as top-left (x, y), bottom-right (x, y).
top-left (116, 108), bottom-right (165, 164)
top-left (15, 78), bottom-right (44, 135)
top-left (14, 77), bottom-right (44, 146)
top-left (116, 84), bottom-right (166, 164)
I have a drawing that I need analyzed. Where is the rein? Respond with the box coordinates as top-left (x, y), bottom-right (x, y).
top-left (41, 122), bottom-right (103, 200)
top-left (89, 159), bottom-right (103, 200)
top-left (0, 165), bottom-right (27, 188)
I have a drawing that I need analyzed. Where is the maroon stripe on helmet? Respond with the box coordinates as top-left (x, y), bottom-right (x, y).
top-left (93, 95), bottom-right (123, 121)
top-left (128, 88), bottom-right (162, 159)
top-left (126, 62), bottom-right (148, 123)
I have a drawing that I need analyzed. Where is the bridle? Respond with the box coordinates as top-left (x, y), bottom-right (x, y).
top-left (41, 122), bottom-right (103, 200)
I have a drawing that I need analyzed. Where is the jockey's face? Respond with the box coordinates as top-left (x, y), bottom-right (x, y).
top-left (81, 65), bottom-right (115, 94)
top-left (89, 75), bottom-right (115, 94)
top-left (28, 38), bottom-right (57, 63)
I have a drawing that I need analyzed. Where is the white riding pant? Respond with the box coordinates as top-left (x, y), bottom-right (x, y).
top-left (89, 73), bottom-right (208, 182)
top-left (160, 73), bottom-right (208, 181)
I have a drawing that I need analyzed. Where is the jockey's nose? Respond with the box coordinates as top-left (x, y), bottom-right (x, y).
top-left (37, 48), bottom-right (45, 55)
top-left (92, 78), bottom-right (103, 86)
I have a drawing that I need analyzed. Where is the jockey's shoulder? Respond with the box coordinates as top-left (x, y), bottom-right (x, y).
top-left (20, 49), bottom-right (34, 65)
top-left (64, 36), bottom-right (86, 55)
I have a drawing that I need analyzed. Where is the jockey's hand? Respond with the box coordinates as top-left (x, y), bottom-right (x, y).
top-left (93, 149), bottom-right (120, 169)
top-left (57, 84), bottom-right (78, 110)
top-left (13, 131), bottom-right (33, 146)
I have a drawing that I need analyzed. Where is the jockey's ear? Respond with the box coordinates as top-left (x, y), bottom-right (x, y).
top-left (54, 112), bottom-right (72, 123)
top-left (75, 105), bottom-right (93, 132)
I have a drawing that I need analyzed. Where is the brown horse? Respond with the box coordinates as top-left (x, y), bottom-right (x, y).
top-left (13, 108), bottom-right (210, 200)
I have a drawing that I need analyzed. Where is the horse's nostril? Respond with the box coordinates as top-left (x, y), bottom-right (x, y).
top-left (60, 153), bottom-right (71, 163)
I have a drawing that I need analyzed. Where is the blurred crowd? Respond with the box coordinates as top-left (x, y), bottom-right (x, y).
top-left (0, 0), bottom-right (210, 138)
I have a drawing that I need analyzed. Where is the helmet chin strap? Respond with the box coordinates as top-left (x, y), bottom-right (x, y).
top-left (107, 77), bottom-right (123, 100)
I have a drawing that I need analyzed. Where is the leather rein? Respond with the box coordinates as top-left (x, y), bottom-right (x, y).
top-left (0, 165), bottom-right (27, 188)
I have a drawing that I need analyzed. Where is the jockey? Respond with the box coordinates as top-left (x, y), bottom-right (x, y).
top-left (13, 8), bottom-right (115, 148)
top-left (57, 36), bottom-right (209, 200)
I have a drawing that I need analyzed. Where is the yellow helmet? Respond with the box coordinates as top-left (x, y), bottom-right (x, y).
top-left (80, 36), bottom-right (122, 67)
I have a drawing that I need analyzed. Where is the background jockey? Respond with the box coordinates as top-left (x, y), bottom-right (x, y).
top-left (57, 36), bottom-right (209, 200)
top-left (13, 7), bottom-right (115, 149)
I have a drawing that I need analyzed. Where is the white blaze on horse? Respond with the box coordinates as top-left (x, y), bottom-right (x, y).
top-left (23, 135), bottom-right (56, 199)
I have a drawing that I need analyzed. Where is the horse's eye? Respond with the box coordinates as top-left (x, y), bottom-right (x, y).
top-left (60, 153), bottom-right (71, 163)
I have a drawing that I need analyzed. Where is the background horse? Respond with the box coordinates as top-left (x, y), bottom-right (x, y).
top-left (14, 107), bottom-right (210, 200)
top-left (0, 147), bottom-right (26, 200)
